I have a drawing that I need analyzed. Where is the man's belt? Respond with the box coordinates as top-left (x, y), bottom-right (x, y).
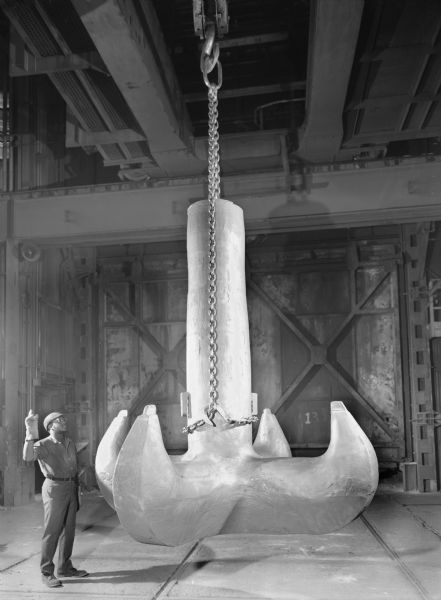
top-left (46, 474), bottom-right (76, 482)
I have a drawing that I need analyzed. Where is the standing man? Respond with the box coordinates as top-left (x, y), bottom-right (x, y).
top-left (23, 409), bottom-right (89, 588)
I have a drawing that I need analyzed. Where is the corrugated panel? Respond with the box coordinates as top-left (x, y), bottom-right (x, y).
top-left (344, 0), bottom-right (441, 146)
top-left (4, 0), bottom-right (151, 164)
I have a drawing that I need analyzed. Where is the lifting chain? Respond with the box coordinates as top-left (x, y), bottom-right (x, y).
top-left (184, 24), bottom-right (258, 435)
top-left (205, 28), bottom-right (221, 423)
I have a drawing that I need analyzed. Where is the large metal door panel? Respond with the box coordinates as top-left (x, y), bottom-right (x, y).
top-left (248, 293), bottom-right (283, 415)
top-left (248, 241), bottom-right (404, 465)
top-left (101, 270), bottom-right (187, 450)
top-left (105, 325), bottom-right (142, 419)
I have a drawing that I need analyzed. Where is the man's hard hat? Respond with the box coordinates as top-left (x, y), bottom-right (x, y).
top-left (43, 412), bottom-right (64, 431)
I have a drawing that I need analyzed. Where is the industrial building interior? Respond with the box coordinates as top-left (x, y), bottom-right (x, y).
top-left (0, 0), bottom-right (441, 598)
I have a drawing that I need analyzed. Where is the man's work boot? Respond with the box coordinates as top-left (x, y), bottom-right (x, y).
top-left (57, 567), bottom-right (89, 578)
top-left (42, 574), bottom-right (63, 587)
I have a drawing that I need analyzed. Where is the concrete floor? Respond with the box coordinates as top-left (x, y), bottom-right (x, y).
top-left (0, 486), bottom-right (440, 600)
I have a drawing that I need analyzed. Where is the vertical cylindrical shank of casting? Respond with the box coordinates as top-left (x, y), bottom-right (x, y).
top-left (186, 199), bottom-right (253, 456)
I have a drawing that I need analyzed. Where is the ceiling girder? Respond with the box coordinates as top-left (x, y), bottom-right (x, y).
top-left (10, 49), bottom-right (106, 77)
top-left (2, 0), bottom-right (155, 169)
top-left (185, 81), bottom-right (307, 103)
top-left (343, 0), bottom-right (441, 153)
top-left (295, 0), bottom-right (365, 163)
top-left (72, 0), bottom-right (204, 177)
top-left (216, 32), bottom-right (289, 49)
top-left (344, 127), bottom-right (441, 148)
top-left (66, 126), bottom-right (147, 148)
top-left (2, 0), bottom-right (440, 178)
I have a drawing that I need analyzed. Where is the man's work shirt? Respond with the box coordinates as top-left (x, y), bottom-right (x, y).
top-left (33, 436), bottom-right (78, 479)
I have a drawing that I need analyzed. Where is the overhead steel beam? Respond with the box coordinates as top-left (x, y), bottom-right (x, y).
top-left (344, 3), bottom-right (441, 153)
top-left (296, 0), bottom-right (365, 163)
top-left (6, 156), bottom-right (441, 247)
top-left (72, 0), bottom-right (204, 177)
top-left (32, 0), bottom-right (138, 167)
top-left (216, 32), bottom-right (289, 49)
top-left (1, 1), bottom-right (155, 169)
top-left (347, 92), bottom-right (441, 111)
top-left (185, 81), bottom-right (307, 102)
top-left (66, 126), bottom-right (147, 148)
top-left (10, 50), bottom-right (107, 77)
top-left (343, 126), bottom-right (441, 147)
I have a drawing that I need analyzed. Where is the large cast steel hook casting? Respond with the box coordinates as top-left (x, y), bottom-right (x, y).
top-left (96, 199), bottom-right (378, 546)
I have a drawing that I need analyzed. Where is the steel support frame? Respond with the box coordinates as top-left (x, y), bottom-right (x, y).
top-left (247, 246), bottom-right (399, 445)
top-left (97, 282), bottom-right (186, 438)
top-left (401, 223), bottom-right (439, 491)
top-left (1, 240), bottom-right (34, 505)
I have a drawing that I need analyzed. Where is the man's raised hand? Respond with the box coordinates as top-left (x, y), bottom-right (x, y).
top-left (25, 409), bottom-right (39, 440)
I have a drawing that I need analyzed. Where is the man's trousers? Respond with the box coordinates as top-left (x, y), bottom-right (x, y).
top-left (40, 479), bottom-right (78, 576)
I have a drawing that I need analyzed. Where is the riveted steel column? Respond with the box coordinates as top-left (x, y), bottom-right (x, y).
top-left (1, 240), bottom-right (34, 505)
top-left (401, 223), bottom-right (438, 491)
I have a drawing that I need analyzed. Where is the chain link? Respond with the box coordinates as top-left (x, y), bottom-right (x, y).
top-left (182, 81), bottom-right (220, 437)
top-left (207, 83), bottom-right (220, 414)
top-left (200, 24), bottom-right (223, 89)
top-left (201, 25), bottom-right (222, 417)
